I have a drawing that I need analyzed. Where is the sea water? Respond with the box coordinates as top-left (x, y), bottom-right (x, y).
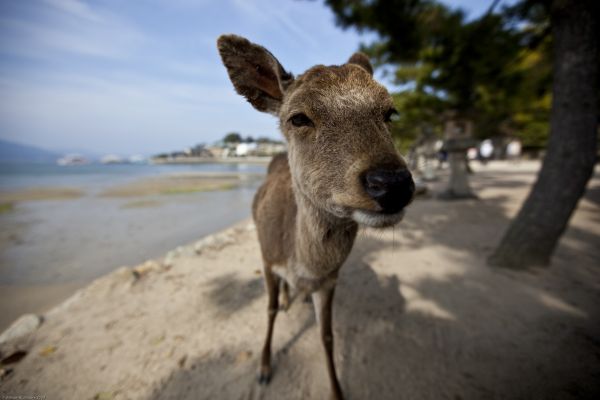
top-left (0, 162), bottom-right (267, 190)
top-left (0, 161), bottom-right (272, 331)
top-left (0, 161), bottom-right (268, 284)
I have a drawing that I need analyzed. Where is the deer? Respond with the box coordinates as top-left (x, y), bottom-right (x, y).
top-left (217, 34), bottom-right (415, 400)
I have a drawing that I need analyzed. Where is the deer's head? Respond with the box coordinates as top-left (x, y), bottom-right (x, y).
top-left (218, 35), bottom-right (414, 228)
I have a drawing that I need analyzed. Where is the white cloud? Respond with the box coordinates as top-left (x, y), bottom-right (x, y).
top-left (231, 0), bottom-right (319, 49)
top-left (42, 0), bottom-right (105, 23)
top-left (0, 1), bottom-right (145, 60)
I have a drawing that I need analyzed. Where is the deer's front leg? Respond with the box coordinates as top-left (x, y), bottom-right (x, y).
top-left (259, 267), bottom-right (280, 385)
top-left (312, 286), bottom-right (344, 400)
top-left (280, 280), bottom-right (290, 311)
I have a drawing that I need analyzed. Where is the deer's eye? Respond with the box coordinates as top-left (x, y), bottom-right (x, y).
top-left (289, 113), bottom-right (314, 128)
top-left (384, 108), bottom-right (399, 123)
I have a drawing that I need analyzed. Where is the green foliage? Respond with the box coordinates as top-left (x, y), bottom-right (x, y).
top-left (505, 40), bottom-right (552, 148)
top-left (326, 0), bottom-right (463, 64)
top-left (223, 132), bottom-right (242, 143)
top-left (389, 90), bottom-right (444, 152)
top-left (0, 202), bottom-right (15, 214)
top-left (256, 136), bottom-right (284, 144)
top-left (324, 0), bottom-right (553, 147)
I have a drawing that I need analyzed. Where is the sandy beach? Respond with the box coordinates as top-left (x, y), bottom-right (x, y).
top-left (0, 161), bottom-right (599, 399)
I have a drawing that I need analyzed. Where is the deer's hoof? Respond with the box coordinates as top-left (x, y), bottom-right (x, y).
top-left (257, 367), bottom-right (271, 385)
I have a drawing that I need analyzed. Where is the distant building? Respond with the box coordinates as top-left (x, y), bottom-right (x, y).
top-left (150, 136), bottom-right (286, 162)
top-left (255, 141), bottom-right (286, 156)
top-left (206, 146), bottom-right (228, 158)
top-left (235, 142), bottom-right (258, 156)
top-left (185, 144), bottom-right (213, 157)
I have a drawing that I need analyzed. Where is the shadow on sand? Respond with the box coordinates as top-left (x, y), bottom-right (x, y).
top-left (148, 170), bottom-right (600, 400)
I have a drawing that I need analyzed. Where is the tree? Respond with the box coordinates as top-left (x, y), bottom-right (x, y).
top-left (488, 0), bottom-right (599, 268)
top-left (389, 90), bottom-right (444, 153)
top-left (327, 1), bottom-right (525, 120)
top-left (223, 132), bottom-right (242, 143)
top-left (324, 0), bottom-right (553, 147)
top-left (324, 0), bottom-right (599, 268)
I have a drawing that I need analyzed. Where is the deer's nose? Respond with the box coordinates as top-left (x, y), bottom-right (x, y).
top-left (362, 168), bottom-right (415, 214)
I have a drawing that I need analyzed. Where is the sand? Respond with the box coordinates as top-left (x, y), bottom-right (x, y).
top-left (0, 161), bottom-right (599, 400)
top-left (99, 173), bottom-right (263, 197)
top-left (0, 187), bottom-right (84, 203)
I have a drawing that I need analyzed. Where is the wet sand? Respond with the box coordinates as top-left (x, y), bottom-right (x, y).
top-left (99, 172), bottom-right (263, 197)
top-left (0, 187), bottom-right (84, 203)
top-left (0, 282), bottom-right (84, 325)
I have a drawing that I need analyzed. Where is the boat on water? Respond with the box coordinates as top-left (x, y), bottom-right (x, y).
top-left (100, 154), bottom-right (124, 164)
top-left (100, 154), bottom-right (147, 164)
top-left (56, 154), bottom-right (88, 166)
top-left (128, 154), bottom-right (146, 164)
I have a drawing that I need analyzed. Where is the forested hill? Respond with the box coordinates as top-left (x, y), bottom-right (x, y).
top-left (0, 139), bottom-right (60, 163)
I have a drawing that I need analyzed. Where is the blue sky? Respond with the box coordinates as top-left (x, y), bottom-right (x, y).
top-left (0, 0), bottom-right (503, 156)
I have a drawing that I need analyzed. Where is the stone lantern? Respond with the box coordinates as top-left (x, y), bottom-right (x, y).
top-left (408, 125), bottom-right (439, 181)
top-left (439, 112), bottom-right (477, 199)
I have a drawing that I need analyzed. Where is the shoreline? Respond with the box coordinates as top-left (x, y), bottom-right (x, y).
top-left (0, 217), bottom-right (253, 332)
top-left (150, 156), bottom-right (273, 165)
top-left (0, 171), bottom-right (264, 198)
top-left (0, 172), bottom-right (262, 331)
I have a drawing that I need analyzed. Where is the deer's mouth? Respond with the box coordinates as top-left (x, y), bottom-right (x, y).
top-left (351, 209), bottom-right (405, 228)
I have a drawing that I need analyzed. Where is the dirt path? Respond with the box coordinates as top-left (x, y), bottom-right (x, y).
top-left (1, 161), bottom-right (599, 400)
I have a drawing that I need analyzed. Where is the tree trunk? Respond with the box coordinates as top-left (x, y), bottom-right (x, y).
top-left (488, 0), bottom-right (599, 269)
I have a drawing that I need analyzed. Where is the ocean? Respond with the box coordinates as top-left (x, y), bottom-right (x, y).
top-left (0, 162), bottom-right (267, 190)
top-left (0, 161), bottom-right (269, 329)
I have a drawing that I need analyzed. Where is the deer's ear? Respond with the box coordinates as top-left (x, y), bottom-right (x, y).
top-left (347, 52), bottom-right (373, 76)
top-left (217, 34), bottom-right (294, 115)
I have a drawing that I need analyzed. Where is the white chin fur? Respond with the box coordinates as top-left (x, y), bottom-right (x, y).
top-left (352, 209), bottom-right (405, 228)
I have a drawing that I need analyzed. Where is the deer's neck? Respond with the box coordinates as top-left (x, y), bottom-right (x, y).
top-left (292, 190), bottom-right (358, 278)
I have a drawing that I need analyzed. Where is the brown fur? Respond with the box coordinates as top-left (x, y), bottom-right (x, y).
top-left (218, 34), bottom-right (410, 400)
top-left (252, 153), bottom-right (297, 266)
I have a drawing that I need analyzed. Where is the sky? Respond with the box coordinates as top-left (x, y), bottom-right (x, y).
top-left (0, 0), bottom-right (503, 156)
